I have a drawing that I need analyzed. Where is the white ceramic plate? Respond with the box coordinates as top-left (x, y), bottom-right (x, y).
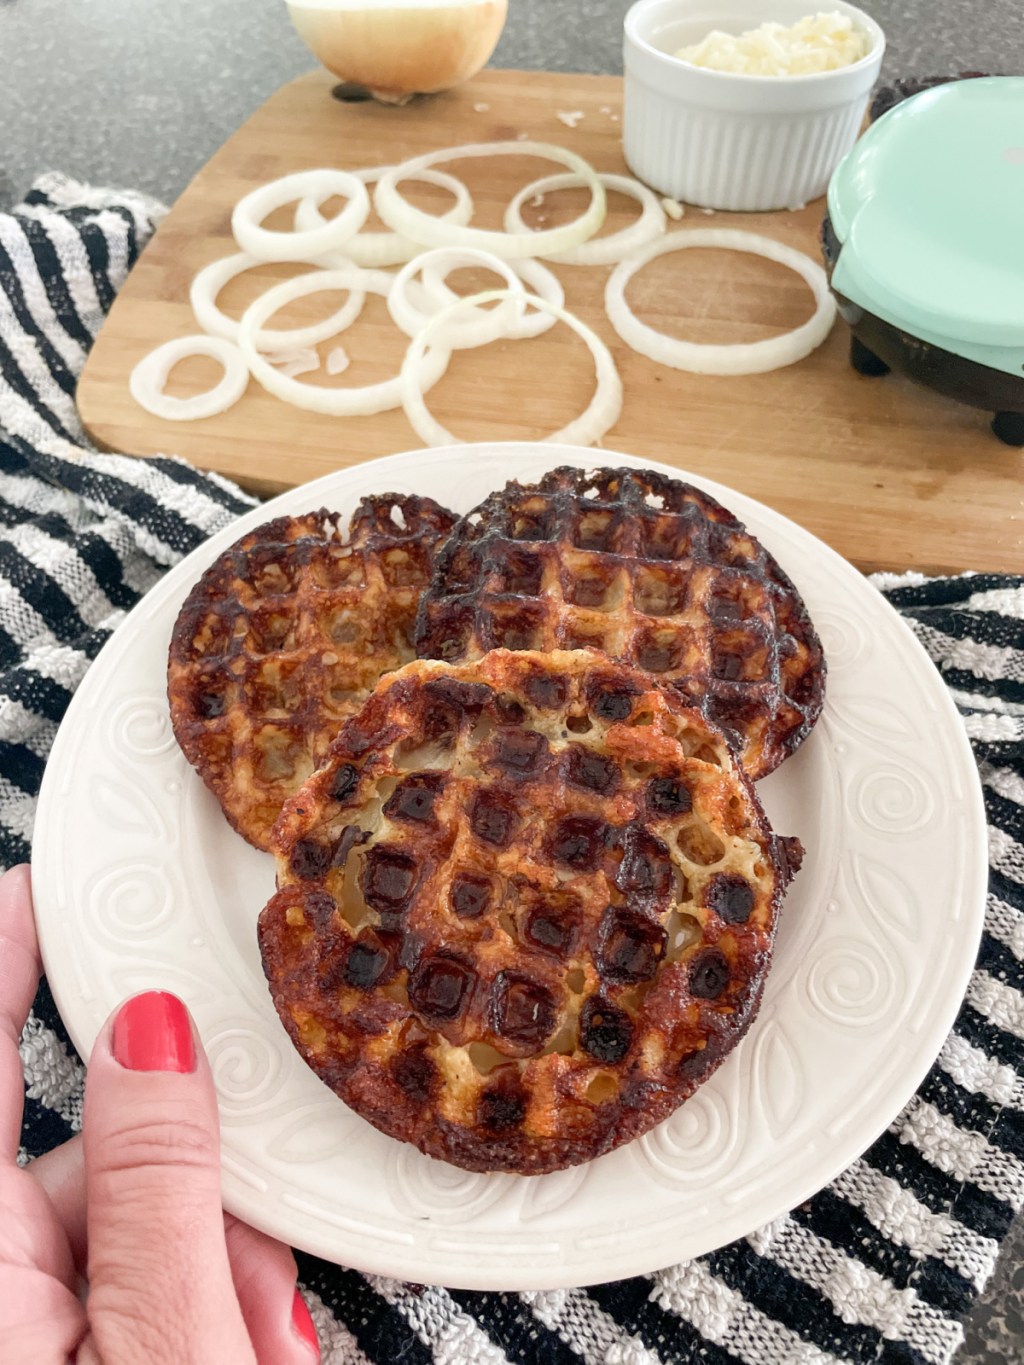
top-left (32, 443), bottom-right (987, 1291)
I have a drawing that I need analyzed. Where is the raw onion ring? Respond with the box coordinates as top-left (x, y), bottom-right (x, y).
top-left (605, 229), bottom-right (837, 375)
top-left (374, 141), bottom-right (606, 260)
top-left (190, 253), bottom-right (365, 350)
top-left (294, 166), bottom-right (474, 268)
top-left (231, 170), bottom-right (370, 263)
top-left (400, 289), bottom-right (622, 448)
top-left (388, 248), bottom-right (528, 349)
top-left (504, 172), bottom-right (666, 266)
top-left (129, 335), bottom-right (248, 421)
top-left (419, 256), bottom-right (564, 340)
top-left (238, 267), bottom-right (451, 417)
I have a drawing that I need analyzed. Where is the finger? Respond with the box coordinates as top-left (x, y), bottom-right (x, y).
top-left (30, 1133), bottom-right (87, 1270)
top-left (0, 1157), bottom-right (80, 1290)
top-left (32, 1135), bottom-right (321, 1365)
top-left (82, 991), bottom-right (255, 1365)
top-left (0, 1264), bottom-right (86, 1363)
top-left (0, 864), bottom-right (42, 1159)
top-left (224, 1215), bottom-right (319, 1363)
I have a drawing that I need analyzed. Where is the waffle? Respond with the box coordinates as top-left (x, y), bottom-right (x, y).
top-left (414, 466), bottom-right (825, 780)
top-left (167, 496), bottom-right (457, 850)
top-left (258, 648), bottom-right (798, 1175)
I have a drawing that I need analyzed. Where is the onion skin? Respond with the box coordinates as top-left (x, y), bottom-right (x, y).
top-left (286, 1), bottom-right (508, 104)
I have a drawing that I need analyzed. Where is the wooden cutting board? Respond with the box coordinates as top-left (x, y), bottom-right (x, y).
top-left (77, 68), bottom-right (1024, 576)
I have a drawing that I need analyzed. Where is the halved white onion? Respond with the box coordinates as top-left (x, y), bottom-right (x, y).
top-left (400, 289), bottom-right (622, 448)
top-left (374, 141), bottom-right (606, 260)
top-left (190, 253), bottom-right (366, 350)
top-left (129, 335), bottom-right (248, 421)
top-left (238, 267), bottom-right (451, 417)
top-left (231, 170), bottom-right (370, 263)
top-left (605, 229), bottom-right (837, 375)
top-left (389, 248), bottom-right (527, 349)
top-left (504, 172), bottom-right (666, 266)
top-left (286, 2), bottom-right (507, 106)
top-left (294, 166), bottom-right (474, 268)
top-left (419, 256), bottom-right (564, 340)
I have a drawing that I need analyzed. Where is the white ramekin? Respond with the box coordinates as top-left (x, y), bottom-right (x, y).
top-left (623, 0), bottom-right (885, 211)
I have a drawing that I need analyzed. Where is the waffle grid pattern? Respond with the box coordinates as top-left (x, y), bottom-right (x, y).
top-left (415, 466), bottom-right (825, 780)
top-left (260, 649), bottom-right (785, 1175)
top-left (167, 497), bottom-right (456, 848)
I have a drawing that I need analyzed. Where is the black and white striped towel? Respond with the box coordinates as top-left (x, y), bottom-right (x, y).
top-left (6, 176), bottom-right (1023, 1365)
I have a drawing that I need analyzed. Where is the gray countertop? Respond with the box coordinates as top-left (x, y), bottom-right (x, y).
top-left (1, 2), bottom-right (1023, 1362)
top-left (1, 0), bottom-right (1021, 207)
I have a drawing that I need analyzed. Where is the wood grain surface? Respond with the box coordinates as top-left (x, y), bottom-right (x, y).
top-left (77, 68), bottom-right (1024, 576)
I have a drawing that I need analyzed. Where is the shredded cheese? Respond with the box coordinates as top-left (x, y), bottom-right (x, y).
top-left (675, 12), bottom-right (870, 76)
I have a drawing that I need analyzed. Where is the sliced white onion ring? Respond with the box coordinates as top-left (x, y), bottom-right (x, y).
top-left (232, 170), bottom-right (370, 262)
top-left (389, 248), bottom-right (528, 349)
top-left (190, 253), bottom-right (366, 350)
top-left (129, 335), bottom-right (248, 421)
top-left (606, 229), bottom-right (837, 375)
top-left (375, 141), bottom-right (607, 260)
top-left (493, 259), bottom-right (565, 338)
top-left (505, 172), bottom-right (666, 266)
top-left (238, 267), bottom-right (451, 417)
top-left (401, 289), bottom-right (622, 448)
top-left (419, 256), bottom-right (564, 340)
top-left (294, 166), bottom-right (475, 268)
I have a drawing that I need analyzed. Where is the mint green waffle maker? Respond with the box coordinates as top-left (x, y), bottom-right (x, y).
top-left (821, 77), bottom-right (1024, 444)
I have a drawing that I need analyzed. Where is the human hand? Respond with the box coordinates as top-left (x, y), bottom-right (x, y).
top-left (0, 863), bottom-right (321, 1363)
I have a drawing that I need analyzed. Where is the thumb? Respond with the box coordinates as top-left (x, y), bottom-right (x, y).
top-left (79, 991), bottom-right (255, 1365)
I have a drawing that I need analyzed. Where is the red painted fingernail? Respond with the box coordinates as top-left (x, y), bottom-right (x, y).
top-left (112, 991), bottom-right (195, 1073)
top-left (291, 1288), bottom-right (320, 1359)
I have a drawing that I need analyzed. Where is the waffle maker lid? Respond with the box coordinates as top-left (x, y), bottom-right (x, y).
top-left (827, 77), bottom-right (1024, 375)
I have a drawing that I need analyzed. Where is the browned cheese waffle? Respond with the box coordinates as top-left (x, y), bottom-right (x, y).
top-left (258, 648), bottom-right (800, 1175)
top-left (167, 496), bottom-right (457, 849)
top-left (414, 466), bottom-right (825, 780)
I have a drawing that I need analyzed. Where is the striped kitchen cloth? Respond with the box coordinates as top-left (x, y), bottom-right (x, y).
top-left (4, 175), bottom-right (1023, 1365)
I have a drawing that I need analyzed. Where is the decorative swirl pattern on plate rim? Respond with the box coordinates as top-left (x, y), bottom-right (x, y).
top-left (106, 696), bottom-right (177, 758)
top-left (30, 443), bottom-right (988, 1293)
top-left (206, 1024), bottom-right (289, 1117)
top-left (390, 1147), bottom-right (514, 1224)
top-left (852, 766), bottom-right (936, 837)
top-left (801, 936), bottom-right (901, 1032)
top-left (83, 863), bottom-right (176, 945)
top-left (637, 1086), bottom-right (738, 1190)
top-left (809, 607), bottom-right (869, 673)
